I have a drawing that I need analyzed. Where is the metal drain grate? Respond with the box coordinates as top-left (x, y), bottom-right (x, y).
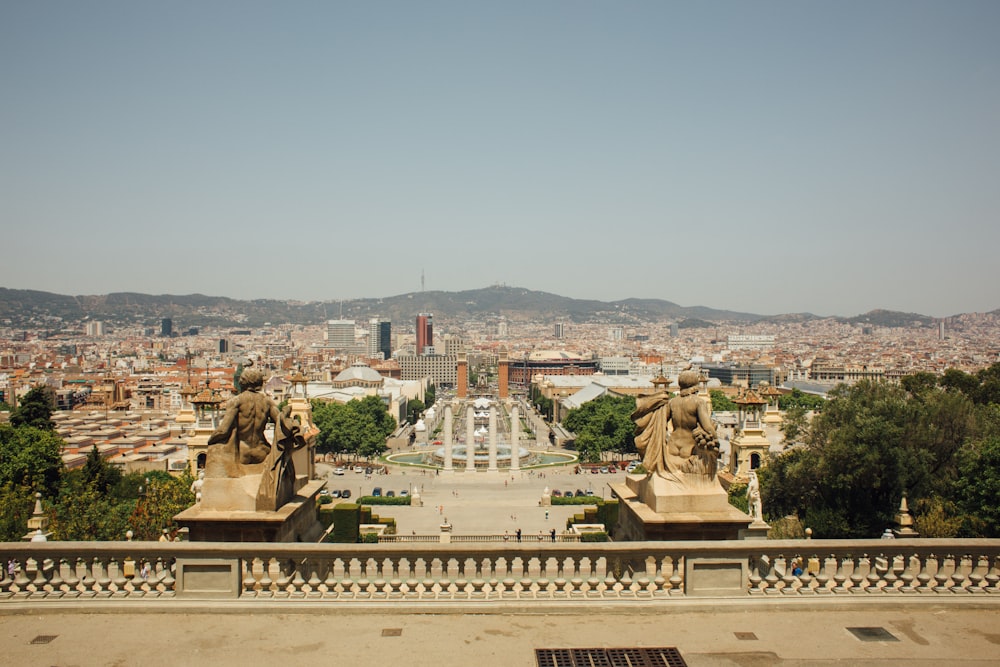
top-left (536, 647), bottom-right (687, 667)
top-left (30, 635), bottom-right (58, 645)
top-left (734, 632), bottom-right (758, 641)
top-left (847, 627), bottom-right (899, 642)
top-left (381, 628), bottom-right (402, 637)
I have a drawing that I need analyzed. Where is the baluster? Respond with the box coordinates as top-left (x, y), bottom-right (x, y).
top-left (983, 555), bottom-right (1000, 593)
top-left (618, 570), bottom-right (635, 598)
top-left (897, 553), bottom-right (916, 593)
top-left (668, 556), bottom-right (683, 596)
top-left (289, 561), bottom-right (307, 599)
top-left (866, 554), bottom-right (885, 594)
top-left (779, 556), bottom-right (797, 595)
top-left (882, 553), bottom-right (900, 594)
top-left (831, 555), bottom-right (848, 594)
top-left (12, 559), bottom-right (31, 598)
top-left (242, 557), bottom-right (259, 598)
top-left (92, 557), bottom-right (112, 598)
top-left (797, 558), bottom-right (815, 595)
top-left (950, 554), bottom-right (969, 594)
top-left (28, 558), bottom-right (49, 598)
top-left (748, 557), bottom-right (764, 595)
top-left (848, 555), bottom-right (866, 594)
top-left (933, 554), bottom-right (953, 593)
top-left (813, 556), bottom-right (831, 594)
top-left (763, 556), bottom-right (780, 595)
top-left (257, 558), bottom-right (275, 598)
top-left (109, 557), bottom-right (129, 598)
top-left (966, 554), bottom-right (987, 594)
top-left (306, 560), bottom-right (323, 599)
top-left (46, 558), bottom-right (66, 598)
top-left (914, 554), bottom-right (933, 593)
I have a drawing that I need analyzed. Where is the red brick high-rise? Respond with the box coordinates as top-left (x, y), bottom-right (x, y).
top-left (498, 349), bottom-right (509, 399)
top-left (415, 313), bottom-right (433, 355)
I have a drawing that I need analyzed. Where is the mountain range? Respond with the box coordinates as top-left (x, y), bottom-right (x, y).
top-left (0, 286), bottom-right (951, 330)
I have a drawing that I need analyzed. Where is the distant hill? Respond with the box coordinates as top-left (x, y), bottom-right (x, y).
top-left (0, 285), bottom-right (952, 330)
top-left (843, 309), bottom-right (935, 328)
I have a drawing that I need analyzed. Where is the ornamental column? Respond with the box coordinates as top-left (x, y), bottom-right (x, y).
top-left (510, 405), bottom-right (521, 472)
top-left (487, 405), bottom-right (499, 473)
top-left (466, 405), bottom-right (476, 472)
top-left (442, 404), bottom-right (454, 474)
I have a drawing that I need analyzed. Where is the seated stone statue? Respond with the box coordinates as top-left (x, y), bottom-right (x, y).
top-left (632, 369), bottom-right (720, 485)
top-left (207, 366), bottom-right (306, 510)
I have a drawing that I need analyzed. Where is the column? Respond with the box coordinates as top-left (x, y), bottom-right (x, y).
top-left (466, 405), bottom-right (476, 472)
top-left (510, 405), bottom-right (521, 472)
top-left (487, 405), bottom-right (499, 473)
top-left (442, 404), bottom-right (454, 474)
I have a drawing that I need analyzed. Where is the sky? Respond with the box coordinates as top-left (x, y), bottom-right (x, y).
top-left (2, 2), bottom-right (999, 318)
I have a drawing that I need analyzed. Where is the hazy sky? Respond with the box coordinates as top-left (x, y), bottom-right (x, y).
top-left (3, 2), bottom-right (998, 318)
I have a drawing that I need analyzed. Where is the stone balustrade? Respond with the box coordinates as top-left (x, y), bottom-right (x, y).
top-left (2, 539), bottom-right (998, 603)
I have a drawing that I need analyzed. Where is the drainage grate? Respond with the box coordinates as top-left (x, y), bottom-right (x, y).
top-left (536, 647), bottom-right (687, 667)
top-left (381, 628), bottom-right (402, 637)
top-left (734, 632), bottom-right (758, 641)
top-left (847, 627), bottom-right (899, 642)
top-left (30, 635), bottom-right (58, 645)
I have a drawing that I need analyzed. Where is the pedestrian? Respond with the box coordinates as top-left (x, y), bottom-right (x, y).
top-left (550, 528), bottom-right (556, 542)
top-left (545, 510), bottom-right (549, 521)
top-left (503, 531), bottom-right (510, 542)
top-left (516, 528), bottom-right (522, 542)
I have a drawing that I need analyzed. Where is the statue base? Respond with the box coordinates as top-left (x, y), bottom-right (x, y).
top-left (175, 479), bottom-right (326, 542)
top-left (610, 473), bottom-right (757, 541)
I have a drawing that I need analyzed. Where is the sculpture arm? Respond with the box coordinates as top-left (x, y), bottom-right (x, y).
top-left (207, 398), bottom-right (240, 445)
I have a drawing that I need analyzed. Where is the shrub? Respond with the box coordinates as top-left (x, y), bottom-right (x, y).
top-left (360, 532), bottom-right (380, 543)
top-left (330, 503), bottom-right (360, 543)
top-left (357, 495), bottom-right (412, 506)
top-left (580, 531), bottom-right (609, 542)
top-left (551, 495), bottom-right (602, 505)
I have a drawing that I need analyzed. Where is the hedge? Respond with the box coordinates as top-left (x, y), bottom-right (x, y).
top-left (329, 503), bottom-right (360, 543)
top-left (358, 495), bottom-right (412, 506)
top-left (552, 495), bottom-right (602, 505)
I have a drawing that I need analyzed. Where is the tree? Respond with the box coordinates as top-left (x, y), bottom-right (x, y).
top-left (779, 405), bottom-right (809, 444)
top-left (0, 483), bottom-right (36, 541)
top-left (563, 394), bottom-right (636, 463)
top-left (128, 471), bottom-right (195, 540)
top-left (425, 383), bottom-right (436, 407)
top-left (0, 423), bottom-right (64, 496)
top-left (312, 397), bottom-right (395, 461)
top-left (82, 445), bottom-right (122, 494)
top-left (709, 390), bottom-right (737, 412)
top-left (778, 388), bottom-right (826, 411)
top-left (406, 398), bottom-right (425, 426)
top-left (10, 385), bottom-right (55, 431)
top-left (954, 436), bottom-right (1000, 536)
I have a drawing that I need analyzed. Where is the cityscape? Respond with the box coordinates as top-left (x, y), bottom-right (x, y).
top-left (4, 1), bottom-right (1000, 665)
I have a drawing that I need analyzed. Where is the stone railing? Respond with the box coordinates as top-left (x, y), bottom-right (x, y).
top-left (2, 539), bottom-right (999, 603)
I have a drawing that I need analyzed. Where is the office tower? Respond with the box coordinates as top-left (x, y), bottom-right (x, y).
top-left (416, 313), bottom-right (433, 355)
top-left (219, 339), bottom-right (229, 354)
top-left (378, 320), bottom-right (392, 360)
top-left (326, 320), bottom-right (355, 349)
top-left (161, 318), bottom-right (173, 337)
top-left (554, 323), bottom-right (564, 339)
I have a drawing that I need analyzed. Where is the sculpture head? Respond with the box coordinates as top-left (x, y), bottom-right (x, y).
top-left (677, 370), bottom-right (701, 390)
top-left (239, 368), bottom-right (265, 391)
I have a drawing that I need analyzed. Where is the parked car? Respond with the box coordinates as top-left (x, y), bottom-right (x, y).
top-left (551, 489), bottom-right (562, 497)
top-left (575, 489), bottom-right (586, 497)
top-left (354, 466), bottom-right (364, 474)
top-left (600, 466), bottom-right (609, 474)
top-left (340, 489), bottom-right (352, 499)
top-left (386, 490), bottom-right (396, 497)
top-left (333, 467), bottom-right (345, 476)
top-left (590, 468), bottom-right (599, 474)
top-left (564, 490), bottom-right (574, 498)
top-left (330, 489), bottom-right (342, 498)
top-left (365, 467), bottom-right (373, 475)
top-left (400, 489), bottom-right (409, 497)
top-left (372, 487), bottom-right (382, 497)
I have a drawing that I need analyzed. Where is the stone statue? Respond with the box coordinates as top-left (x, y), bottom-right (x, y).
top-left (190, 470), bottom-right (205, 503)
top-left (747, 470), bottom-right (762, 521)
top-left (632, 369), bottom-right (720, 485)
top-left (207, 366), bottom-right (307, 510)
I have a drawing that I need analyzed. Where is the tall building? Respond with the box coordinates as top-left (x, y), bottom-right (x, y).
top-left (379, 320), bottom-right (392, 360)
top-left (161, 318), bottom-right (173, 337)
top-left (368, 318), bottom-right (392, 359)
top-left (416, 313), bottom-right (433, 355)
top-left (554, 323), bottom-right (565, 339)
top-left (85, 321), bottom-right (105, 337)
top-left (326, 320), bottom-right (355, 349)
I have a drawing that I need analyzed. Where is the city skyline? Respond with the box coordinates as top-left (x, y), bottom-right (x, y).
top-left (3, 2), bottom-right (999, 318)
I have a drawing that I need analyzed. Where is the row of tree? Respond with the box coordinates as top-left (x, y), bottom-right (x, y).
top-left (0, 387), bottom-right (194, 541)
top-left (311, 395), bottom-right (397, 461)
top-left (762, 364), bottom-right (1000, 538)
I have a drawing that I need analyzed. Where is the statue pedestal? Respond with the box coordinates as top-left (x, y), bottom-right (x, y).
top-left (175, 479), bottom-right (326, 542)
top-left (610, 474), bottom-right (755, 541)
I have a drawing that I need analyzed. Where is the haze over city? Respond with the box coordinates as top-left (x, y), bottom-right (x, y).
top-left (3, 2), bottom-right (999, 318)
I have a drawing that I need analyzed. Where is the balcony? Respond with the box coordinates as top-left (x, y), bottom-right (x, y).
top-left (3, 538), bottom-right (999, 604)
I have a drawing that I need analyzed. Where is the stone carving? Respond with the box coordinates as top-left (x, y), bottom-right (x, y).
top-left (747, 470), bottom-right (762, 521)
top-left (206, 365), bottom-right (307, 510)
top-left (632, 369), bottom-right (720, 487)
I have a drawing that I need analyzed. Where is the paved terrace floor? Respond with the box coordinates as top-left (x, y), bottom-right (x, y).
top-left (3, 602), bottom-right (999, 666)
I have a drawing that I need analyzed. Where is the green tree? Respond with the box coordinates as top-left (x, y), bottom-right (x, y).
top-left (128, 471), bottom-right (195, 540)
top-left (778, 388), bottom-right (826, 411)
top-left (0, 483), bottom-right (36, 541)
top-left (563, 394), bottom-right (636, 463)
top-left (709, 390), bottom-right (737, 412)
top-left (406, 398), bottom-right (425, 426)
top-left (82, 445), bottom-right (122, 494)
top-left (425, 383), bottom-right (436, 407)
top-left (0, 423), bottom-right (64, 496)
top-left (10, 385), bottom-right (56, 430)
top-left (954, 436), bottom-right (1000, 536)
top-left (779, 404), bottom-right (810, 444)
